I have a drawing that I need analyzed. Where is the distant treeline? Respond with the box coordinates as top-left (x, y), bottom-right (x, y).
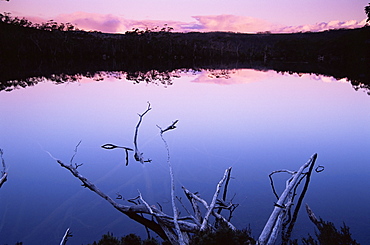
top-left (1, 15), bottom-right (370, 92)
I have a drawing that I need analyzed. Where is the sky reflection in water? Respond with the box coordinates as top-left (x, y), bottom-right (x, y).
top-left (0, 69), bottom-right (369, 244)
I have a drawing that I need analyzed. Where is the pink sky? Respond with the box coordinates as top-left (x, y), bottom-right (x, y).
top-left (1, 0), bottom-right (368, 33)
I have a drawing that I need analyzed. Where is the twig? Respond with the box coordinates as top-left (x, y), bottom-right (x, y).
top-left (133, 102), bottom-right (152, 164)
top-left (101, 143), bottom-right (134, 166)
top-left (138, 190), bottom-right (154, 215)
top-left (70, 140), bottom-right (82, 164)
top-left (269, 169), bottom-right (296, 200)
top-left (158, 120), bottom-right (179, 134)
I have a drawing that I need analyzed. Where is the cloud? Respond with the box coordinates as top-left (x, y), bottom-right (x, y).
top-left (184, 15), bottom-right (276, 33)
top-left (56, 12), bottom-right (125, 33)
top-left (271, 19), bottom-right (367, 33)
top-left (28, 12), bottom-right (366, 34)
top-left (190, 69), bottom-right (278, 85)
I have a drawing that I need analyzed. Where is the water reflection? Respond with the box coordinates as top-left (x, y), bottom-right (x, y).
top-left (0, 69), bottom-right (370, 95)
top-left (0, 67), bottom-right (369, 244)
top-left (1, 62), bottom-right (370, 94)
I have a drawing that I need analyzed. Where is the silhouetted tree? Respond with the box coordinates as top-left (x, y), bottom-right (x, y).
top-left (366, 3), bottom-right (370, 24)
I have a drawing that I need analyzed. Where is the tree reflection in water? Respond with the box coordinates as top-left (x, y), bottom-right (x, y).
top-left (1, 65), bottom-right (369, 94)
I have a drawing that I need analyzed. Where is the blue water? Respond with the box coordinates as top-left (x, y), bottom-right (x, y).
top-left (0, 69), bottom-right (369, 244)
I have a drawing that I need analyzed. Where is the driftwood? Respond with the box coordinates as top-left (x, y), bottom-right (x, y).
top-left (0, 148), bottom-right (8, 188)
top-left (100, 102), bottom-right (151, 166)
top-left (54, 104), bottom-right (235, 244)
top-left (158, 120), bottom-right (185, 244)
top-left (257, 153), bottom-right (318, 245)
top-left (53, 104), bottom-right (321, 244)
top-left (56, 157), bottom-right (234, 244)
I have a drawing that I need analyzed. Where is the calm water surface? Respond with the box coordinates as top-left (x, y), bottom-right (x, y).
top-left (0, 69), bottom-right (369, 244)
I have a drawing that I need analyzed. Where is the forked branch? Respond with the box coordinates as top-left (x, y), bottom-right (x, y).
top-left (134, 102), bottom-right (152, 163)
top-left (258, 153), bottom-right (318, 245)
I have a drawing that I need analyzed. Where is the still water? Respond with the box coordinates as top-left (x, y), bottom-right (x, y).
top-left (0, 69), bottom-right (369, 244)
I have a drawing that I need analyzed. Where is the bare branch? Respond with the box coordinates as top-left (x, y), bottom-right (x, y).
top-left (138, 190), bottom-right (154, 215)
top-left (60, 227), bottom-right (72, 245)
top-left (70, 140), bottom-right (82, 164)
top-left (55, 159), bottom-right (168, 240)
top-left (101, 143), bottom-right (133, 166)
top-left (258, 153), bottom-right (318, 245)
top-left (269, 169), bottom-right (296, 200)
top-left (158, 120), bottom-right (185, 245)
top-left (133, 102), bottom-right (152, 164)
top-left (201, 167), bottom-right (232, 231)
top-left (158, 120), bottom-right (179, 134)
top-left (0, 148), bottom-right (8, 188)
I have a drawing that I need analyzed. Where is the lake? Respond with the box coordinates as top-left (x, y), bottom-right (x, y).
top-left (0, 68), bottom-right (369, 244)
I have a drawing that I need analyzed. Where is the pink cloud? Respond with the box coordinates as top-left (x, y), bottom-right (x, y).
top-left (24, 12), bottom-right (366, 34)
top-left (56, 12), bottom-right (125, 32)
top-left (185, 15), bottom-right (276, 33)
top-left (190, 69), bottom-right (278, 85)
top-left (271, 19), bottom-right (367, 33)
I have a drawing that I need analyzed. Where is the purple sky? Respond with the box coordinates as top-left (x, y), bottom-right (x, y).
top-left (1, 0), bottom-right (368, 33)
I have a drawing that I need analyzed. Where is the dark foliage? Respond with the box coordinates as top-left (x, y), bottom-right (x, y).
top-left (189, 221), bottom-right (256, 245)
top-left (1, 14), bottom-right (370, 94)
top-left (302, 219), bottom-right (360, 245)
top-left (88, 232), bottom-right (159, 245)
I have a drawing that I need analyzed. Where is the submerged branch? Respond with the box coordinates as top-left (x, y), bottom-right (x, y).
top-left (258, 153), bottom-right (318, 245)
top-left (55, 159), bottom-right (168, 240)
top-left (158, 120), bottom-right (185, 245)
top-left (133, 102), bottom-right (152, 163)
top-left (0, 148), bottom-right (8, 188)
top-left (201, 167), bottom-right (232, 231)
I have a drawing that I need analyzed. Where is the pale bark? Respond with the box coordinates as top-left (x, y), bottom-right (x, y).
top-left (158, 120), bottom-right (184, 245)
top-left (60, 228), bottom-right (72, 245)
top-left (257, 153), bottom-right (318, 245)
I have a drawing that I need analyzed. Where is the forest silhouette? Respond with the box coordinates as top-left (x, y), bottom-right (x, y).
top-left (1, 13), bottom-right (370, 93)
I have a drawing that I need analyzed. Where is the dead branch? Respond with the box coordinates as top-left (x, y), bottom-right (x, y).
top-left (158, 120), bottom-right (185, 245)
top-left (201, 167), bottom-right (232, 231)
top-left (257, 153), bottom-right (318, 245)
top-left (281, 154), bottom-right (319, 244)
top-left (56, 159), bottom-right (168, 240)
top-left (0, 148), bottom-right (8, 188)
top-left (101, 143), bottom-right (134, 166)
top-left (158, 120), bottom-right (179, 134)
top-left (133, 101), bottom-right (152, 164)
top-left (60, 227), bottom-right (72, 245)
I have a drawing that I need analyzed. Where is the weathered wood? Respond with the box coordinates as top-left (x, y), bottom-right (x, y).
top-left (200, 167), bottom-right (232, 231)
top-left (158, 122), bottom-right (185, 245)
top-left (257, 153), bottom-right (317, 245)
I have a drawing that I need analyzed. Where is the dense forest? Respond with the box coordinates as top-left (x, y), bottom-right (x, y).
top-left (1, 13), bottom-right (370, 92)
